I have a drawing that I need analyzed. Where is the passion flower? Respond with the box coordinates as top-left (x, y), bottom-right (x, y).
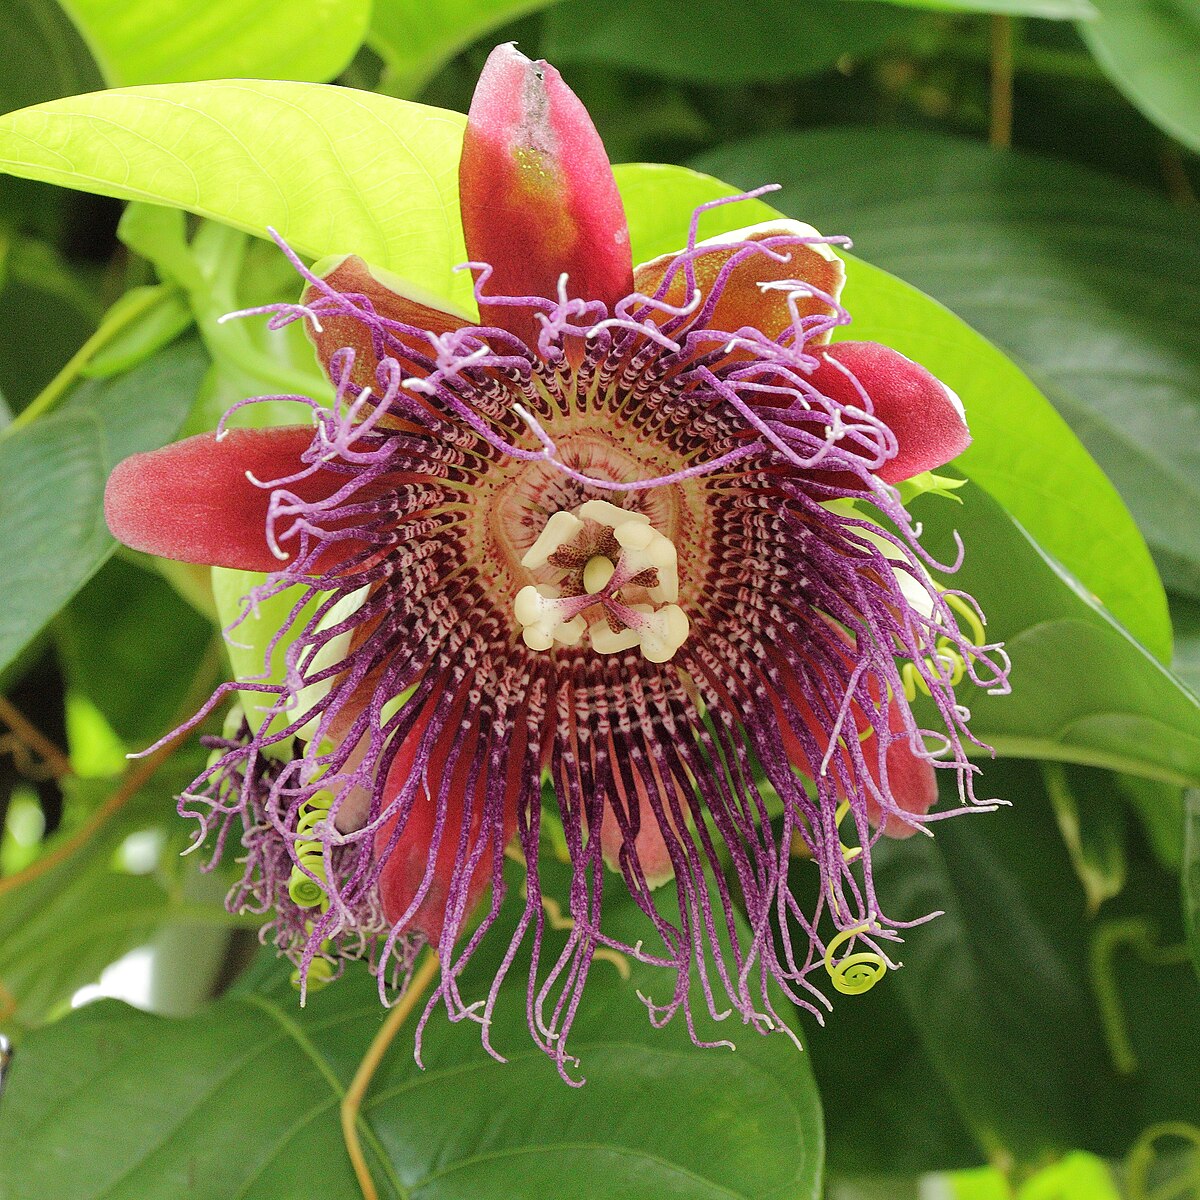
top-left (104, 44), bottom-right (1009, 1076)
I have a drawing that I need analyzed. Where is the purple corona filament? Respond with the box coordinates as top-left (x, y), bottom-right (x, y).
top-left (137, 190), bottom-right (1014, 1085)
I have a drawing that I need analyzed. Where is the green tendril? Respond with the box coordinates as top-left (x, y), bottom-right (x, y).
top-left (824, 915), bottom-right (888, 996)
top-left (288, 788), bottom-right (334, 910)
top-left (1090, 919), bottom-right (1191, 1075)
top-left (902, 590), bottom-right (986, 704)
top-left (1126, 1122), bottom-right (1200, 1200)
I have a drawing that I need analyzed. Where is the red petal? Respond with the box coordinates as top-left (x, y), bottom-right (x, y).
top-left (374, 699), bottom-right (521, 942)
top-left (303, 255), bottom-right (470, 391)
top-left (460, 44), bottom-right (633, 343)
top-left (633, 220), bottom-right (844, 343)
top-left (771, 632), bottom-right (937, 838)
top-left (598, 741), bottom-right (680, 889)
top-left (104, 427), bottom-right (350, 573)
top-left (810, 342), bottom-right (970, 484)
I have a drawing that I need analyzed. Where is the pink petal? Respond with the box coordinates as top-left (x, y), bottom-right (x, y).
top-left (460, 44), bottom-right (633, 343)
top-left (104, 427), bottom-right (351, 573)
top-left (810, 342), bottom-right (970, 483)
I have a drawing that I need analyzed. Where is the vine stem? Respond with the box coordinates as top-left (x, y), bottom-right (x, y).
top-left (342, 951), bottom-right (441, 1200)
top-left (0, 696), bottom-right (73, 780)
top-left (4, 285), bottom-right (167, 438)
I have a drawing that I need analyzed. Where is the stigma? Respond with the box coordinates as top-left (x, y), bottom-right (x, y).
top-left (513, 498), bottom-right (690, 663)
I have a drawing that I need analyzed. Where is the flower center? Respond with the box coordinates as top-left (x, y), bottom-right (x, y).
top-left (513, 498), bottom-right (690, 662)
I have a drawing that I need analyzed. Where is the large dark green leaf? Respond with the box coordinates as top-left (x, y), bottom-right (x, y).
top-left (1079, 0), bottom-right (1200, 155)
top-left (0, 0), bottom-right (99, 115)
top-left (694, 129), bottom-right (1200, 601)
top-left (870, 759), bottom-right (1200, 1162)
top-left (0, 337), bottom-right (205, 675)
top-left (542, 0), bottom-right (920, 84)
top-left (1185, 789), bottom-right (1200, 980)
top-left (0, 863), bottom-right (824, 1199)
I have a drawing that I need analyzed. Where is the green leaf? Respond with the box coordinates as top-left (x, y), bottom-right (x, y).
top-left (0, 863), bottom-right (824, 1199)
top-left (1079, 0), bottom-right (1200, 155)
top-left (81, 285), bottom-right (193, 379)
top-left (0, 337), bottom-right (205, 675)
top-left (55, 0), bottom-right (370, 87)
top-left (55, 556), bottom-right (213, 746)
top-left (542, 0), bottom-right (921, 84)
top-left (1185, 789), bottom-right (1200, 981)
top-left (0, 410), bottom-right (108, 677)
top-left (0, 0), bottom-right (100, 115)
top-left (695, 129), bottom-right (1200, 603)
top-left (614, 161), bottom-right (1171, 662)
top-left (872, 759), bottom-right (1200, 1164)
top-left (0, 81), bottom-right (474, 309)
top-left (914, 482), bottom-right (1200, 786)
top-left (371, 0), bottom-right (559, 98)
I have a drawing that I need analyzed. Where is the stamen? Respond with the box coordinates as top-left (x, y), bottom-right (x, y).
top-left (514, 502), bottom-right (689, 662)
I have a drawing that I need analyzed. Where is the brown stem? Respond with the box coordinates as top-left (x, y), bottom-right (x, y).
top-left (989, 15), bottom-right (1015, 150)
top-left (0, 695), bottom-right (73, 781)
top-left (341, 952), bottom-right (440, 1200)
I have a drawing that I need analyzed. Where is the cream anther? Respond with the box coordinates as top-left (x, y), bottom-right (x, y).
top-left (513, 501), bottom-right (690, 662)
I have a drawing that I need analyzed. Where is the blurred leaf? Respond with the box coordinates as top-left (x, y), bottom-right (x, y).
top-left (59, 334), bottom-right (206, 467)
top-left (1114, 773), bottom-right (1184, 870)
top-left (1019, 1152), bottom-right (1120, 1199)
top-left (82, 285), bottom-right (193, 378)
top-left (0, 861), bottom-right (824, 1200)
top-left (1185, 790), bottom-right (1200, 981)
top-left (0, 746), bottom-right (209, 1031)
top-left (0, 338), bottom-right (205, 674)
top-left (0, 81), bottom-right (475, 310)
top-left (542, 0), bottom-right (919, 84)
top-left (0, 411), bottom-right (108, 677)
top-left (696, 129), bottom-right (1200, 602)
top-left (371, 0), bottom-right (558, 97)
top-left (872, 760), bottom-right (1120, 1160)
top-left (1079, 0), bottom-right (1200, 155)
top-left (56, 557), bottom-right (213, 746)
top-left (878, 762), bottom-right (1200, 1166)
top-left (0, 237), bottom-right (98, 410)
top-left (0, 0), bottom-right (100, 114)
top-left (881, 0), bottom-right (1093, 11)
top-left (56, 0), bottom-right (370, 87)
top-left (1044, 764), bottom-right (1128, 913)
top-left (615, 162), bottom-right (1172, 662)
top-left (1171, 593), bottom-right (1200, 698)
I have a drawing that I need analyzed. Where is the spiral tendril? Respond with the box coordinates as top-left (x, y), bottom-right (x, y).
top-left (288, 787), bottom-right (333, 909)
top-left (824, 915), bottom-right (888, 995)
top-left (902, 592), bottom-right (987, 703)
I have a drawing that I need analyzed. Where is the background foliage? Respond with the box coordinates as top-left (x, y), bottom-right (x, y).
top-left (0, 1), bottom-right (1198, 1198)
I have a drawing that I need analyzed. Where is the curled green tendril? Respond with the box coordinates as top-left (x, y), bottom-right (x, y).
top-left (834, 800), bottom-right (862, 864)
top-left (824, 916), bottom-right (888, 996)
top-left (1090, 919), bottom-right (1191, 1076)
top-left (288, 788), bottom-right (334, 909)
top-left (902, 591), bottom-right (986, 703)
top-left (1126, 1122), bottom-right (1200, 1200)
